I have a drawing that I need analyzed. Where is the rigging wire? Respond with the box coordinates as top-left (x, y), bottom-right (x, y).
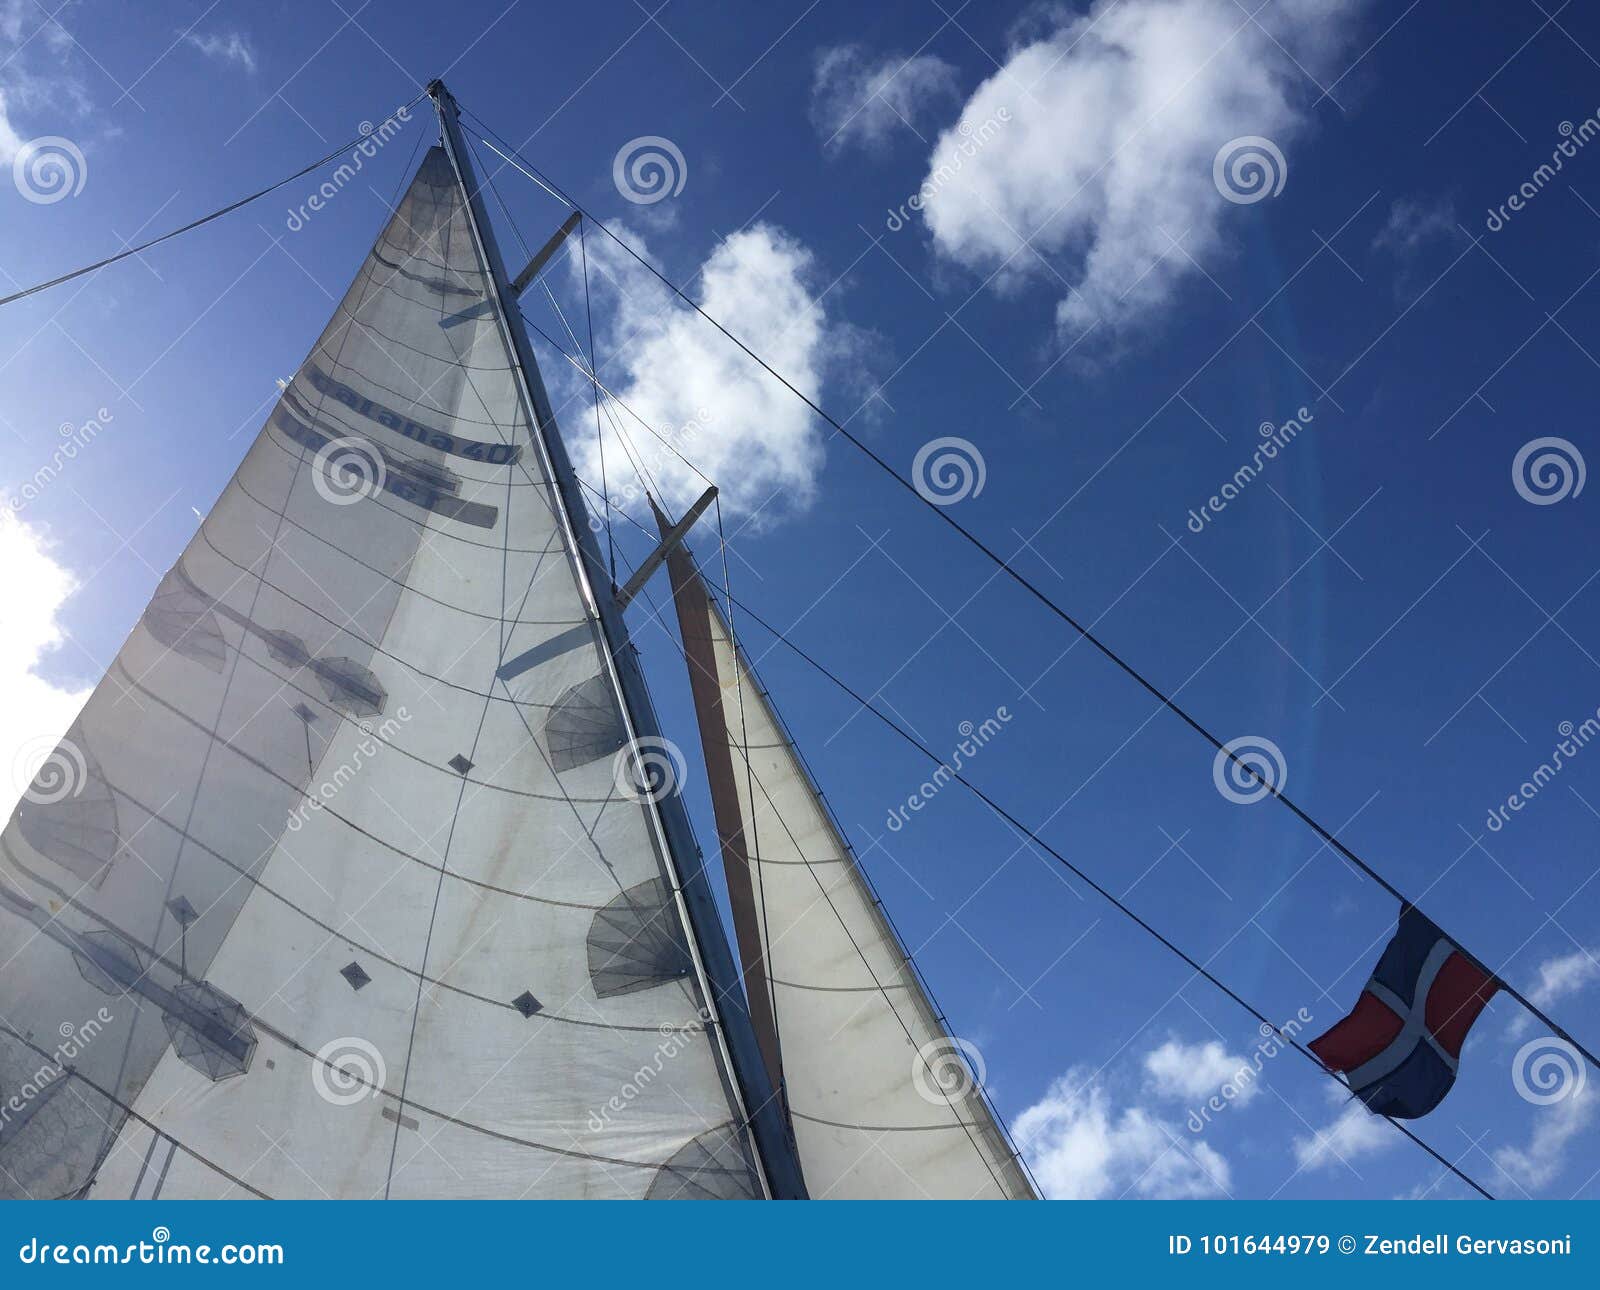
top-left (0, 94), bottom-right (430, 311)
top-left (517, 306), bottom-right (716, 492)
top-left (531, 277), bottom-right (670, 538)
top-left (577, 218), bottom-right (618, 586)
top-left (466, 130), bottom-right (620, 586)
top-left (461, 108), bottom-right (1600, 1073)
top-left (572, 474), bottom-right (1496, 1202)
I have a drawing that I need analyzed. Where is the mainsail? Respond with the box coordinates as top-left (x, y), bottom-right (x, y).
top-left (0, 118), bottom-right (788, 1198)
top-left (659, 525), bottom-right (1036, 1199)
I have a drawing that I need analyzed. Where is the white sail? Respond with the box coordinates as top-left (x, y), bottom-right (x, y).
top-left (0, 145), bottom-right (768, 1200)
top-left (661, 538), bottom-right (1035, 1199)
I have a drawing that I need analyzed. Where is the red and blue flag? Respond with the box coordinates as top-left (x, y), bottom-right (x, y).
top-left (1309, 904), bottom-right (1498, 1119)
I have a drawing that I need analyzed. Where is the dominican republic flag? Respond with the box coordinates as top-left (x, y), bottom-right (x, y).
top-left (1309, 905), bottom-right (1499, 1119)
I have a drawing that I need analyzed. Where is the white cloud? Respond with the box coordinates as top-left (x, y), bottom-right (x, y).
top-left (0, 0), bottom-right (68, 54)
top-left (919, 0), bottom-right (1363, 343)
top-left (1371, 196), bottom-right (1465, 301)
top-left (1014, 1067), bottom-right (1233, 1198)
top-left (569, 222), bottom-right (854, 526)
top-left (1291, 1096), bottom-right (1395, 1174)
top-left (0, 2), bottom-right (93, 161)
top-left (1372, 196), bottom-right (1459, 257)
top-left (182, 31), bottom-right (257, 74)
top-left (810, 44), bottom-right (960, 154)
top-left (1493, 1084), bottom-right (1594, 1193)
top-left (1529, 948), bottom-right (1600, 1009)
top-left (0, 509), bottom-right (92, 820)
top-left (0, 85), bottom-right (23, 163)
top-left (1507, 948), bottom-right (1600, 1040)
top-left (1144, 1037), bottom-right (1260, 1106)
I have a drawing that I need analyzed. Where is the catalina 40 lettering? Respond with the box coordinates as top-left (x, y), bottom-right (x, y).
top-left (305, 366), bottom-right (520, 464)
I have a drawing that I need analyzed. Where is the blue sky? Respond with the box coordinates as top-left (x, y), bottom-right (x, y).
top-left (2, 0), bottom-right (1599, 1200)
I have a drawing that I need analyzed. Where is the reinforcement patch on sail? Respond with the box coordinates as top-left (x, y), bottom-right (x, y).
top-left (546, 673), bottom-right (628, 771)
top-left (14, 729), bottom-right (119, 889)
top-left (0, 144), bottom-right (762, 1200)
top-left (141, 566), bottom-right (228, 672)
top-left (587, 879), bottom-right (693, 998)
top-left (646, 1125), bottom-right (760, 1200)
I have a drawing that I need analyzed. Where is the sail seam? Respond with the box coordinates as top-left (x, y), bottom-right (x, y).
top-left (183, 528), bottom-right (603, 708)
top-left (231, 461), bottom-right (551, 555)
top-left (111, 657), bottom-right (629, 813)
top-left (0, 834), bottom-right (684, 1032)
top-left (790, 1110), bottom-right (1003, 1133)
top-left (203, 493), bottom-right (572, 622)
top-left (381, 175), bottom-right (530, 1197)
